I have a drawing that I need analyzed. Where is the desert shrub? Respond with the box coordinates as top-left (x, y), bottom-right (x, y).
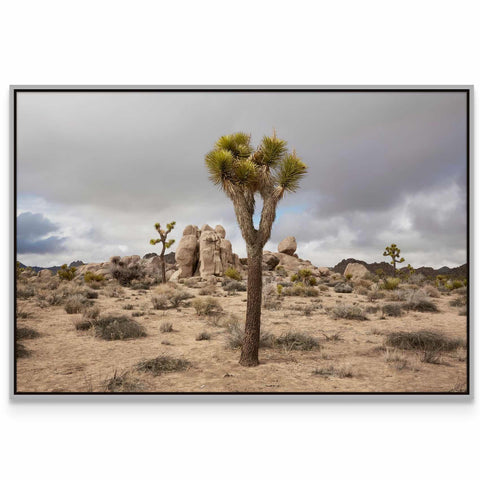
top-left (72, 317), bottom-right (93, 331)
top-left (368, 290), bottom-right (386, 301)
top-left (355, 278), bottom-right (373, 289)
top-left (222, 279), bottom-right (247, 292)
top-left (104, 285), bottom-right (124, 297)
top-left (16, 342), bottom-right (30, 358)
top-left (196, 331), bottom-right (211, 341)
top-left (152, 286), bottom-right (193, 309)
top-left (46, 292), bottom-right (64, 306)
top-left (317, 284), bottom-right (328, 292)
top-left (84, 271), bottom-right (105, 284)
top-left (64, 294), bottom-right (92, 314)
top-left (365, 305), bottom-right (379, 314)
top-left (331, 303), bottom-right (368, 321)
top-left (445, 279), bottom-right (465, 291)
top-left (283, 283), bottom-right (319, 297)
top-left (449, 296), bottom-right (467, 307)
top-left (123, 304), bottom-right (134, 310)
top-left (104, 370), bottom-right (144, 392)
top-left (276, 331), bottom-right (319, 351)
top-left (17, 285), bottom-right (35, 299)
top-left (191, 297), bottom-right (222, 316)
top-left (420, 350), bottom-right (442, 364)
top-left (110, 263), bottom-right (144, 286)
top-left (58, 264), bottom-right (76, 281)
top-left (459, 307), bottom-right (467, 316)
top-left (83, 289), bottom-right (99, 299)
top-left (402, 290), bottom-right (438, 312)
top-left (83, 305), bottom-right (100, 320)
top-left (136, 355), bottom-right (190, 375)
top-left (355, 286), bottom-right (369, 296)
top-left (291, 269), bottom-right (318, 286)
top-left (276, 284), bottom-right (283, 295)
top-left (345, 273), bottom-right (353, 281)
top-left (92, 315), bottom-right (147, 340)
top-left (313, 365), bottom-right (353, 378)
top-left (382, 303), bottom-right (403, 317)
top-left (322, 332), bottom-right (342, 342)
top-left (225, 321), bottom-right (275, 349)
top-left (160, 322), bottom-right (173, 333)
top-left (16, 326), bottom-right (40, 340)
top-left (384, 348), bottom-right (409, 370)
top-left (262, 283), bottom-right (282, 310)
top-left (151, 295), bottom-right (170, 310)
top-left (385, 330), bottom-right (464, 352)
top-left (199, 285), bottom-right (217, 296)
top-left (423, 285), bottom-right (440, 298)
top-left (408, 273), bottom-right (425, 285)
top-left (224, 267), bottom-right (242, 281)
top-left (170, 290), bottom-right (194, 307)
top-left (380, 277), bottom-right (401, 290)
top-left (275, 265), bottom-right (287, 276)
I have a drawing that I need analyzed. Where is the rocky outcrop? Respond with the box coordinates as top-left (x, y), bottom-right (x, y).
top-left (278, 236), bottom-right (297, 255)
top-left (344, 262), bottom-right (370, 280)
top-left (263, 252), bottom-right (280, 271)
top-left (176, 224), bottom-right (242, 279)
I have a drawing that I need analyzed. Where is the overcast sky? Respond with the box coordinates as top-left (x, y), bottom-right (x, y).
top-left (16, 90), bottom-right (468, 268)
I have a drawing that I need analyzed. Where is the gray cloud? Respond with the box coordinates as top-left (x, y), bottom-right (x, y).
top-left (17, 212), bottom-right (67, 254)
top-left (16, 91), bottom-right (467, 268)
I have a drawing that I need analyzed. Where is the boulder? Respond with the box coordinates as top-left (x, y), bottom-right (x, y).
top-left (143, 252), bottom-right (158, 259)
top-left (215, 225), bottom-right (226, 239)
top-left (334, 282), bottom-right (353, 293)
top-left (38, 269), bottom-right (53, 279)
top-left (201, 224), bottom-right (214, 232)
top-left (175, 234), bottom-right (199, 278)
top-left (220, 238), bottom-right (233, 267)
top-left (278, 236), bottom-right (297, 255)
top-left (263, 252), bottom-right (280, 271)
top-left (199, 230), bottom-right (223, 277)
top-left (183, 225), bottom-right (199, 237)
top-left (344, 262), bottom-right (369, 281)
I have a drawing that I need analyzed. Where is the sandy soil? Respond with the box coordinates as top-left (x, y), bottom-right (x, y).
top-left (15, 279), bottom-right (468, 393)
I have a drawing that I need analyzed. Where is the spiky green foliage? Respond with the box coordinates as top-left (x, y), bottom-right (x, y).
top-left (58, 264), bottom-right (76, 281)
top-left (149, 221), bottom-right (176, 283)
top-left (383, 244), bottom-right (405, 277)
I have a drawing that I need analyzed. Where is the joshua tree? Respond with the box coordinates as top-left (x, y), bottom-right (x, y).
top-left (205, 132), bottom-right (307, 366)
top-left (150, 221), bottom-right (176, 283)
top-left (383, 243), bottom-right (405, 277)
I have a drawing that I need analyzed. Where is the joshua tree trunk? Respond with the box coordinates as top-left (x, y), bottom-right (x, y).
top-left (239, 243), bottom-right (263, 367)
top-left (160, 245), bottom-right (166, 283)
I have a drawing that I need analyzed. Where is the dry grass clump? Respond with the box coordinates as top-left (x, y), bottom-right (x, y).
top-left (283, 284), bottom-right (319, 297)
top-left (83, 289), bottom-right (99, 299)
top-left (382, 303), bottom-right (403, 317)
top-left (191, 297), bottom-right (222, 316)
top-left (225, 322), bottom-right (275, 349)
top-left (199, 285), bottom-right (217, 296)
top-left (195, 331), bottom-right (211, 341)
top-left (92, 315), bottom-right (147, 340)
top-left (449, 296), bottom-right (467, 307)
top-left (313, 364), bottom-right (353, 378)
top-left (331, 303), bottom-right (368, 321)
top-left (385, 330), bottom-right (464, 352)
top-left (17, 285), bottom-right (35, 299)
top-left (103, 370), bottom-right (144, 392)
top-left (64, 294), bottom-right (92, 314)
top-left (136, 355), bottom-right (190, 376)
top-left (367, 290), bottom-right (386, 301)
top-left (384, 348), bottom-right (409, 370)
top-left (16, 341), bottom-right (30, 358)
top-left (276, 331), bottom-right (319, 351)
top-left (402, 290), bottom-right (438, 312)
top-left (16, 326), bottom-right (40, 340)
top-left (160, 322), bottom-right (173, 333)
top-left (365, 305), bottom-right (379, 314)
top-left (152, 285), bottom-right (193, 310)
top-left (423, 285), bottom-right (441, 298)
top-left (355, 286), bottom-right (370, 296)
top-left (104, 285), bottom-right (124, 298)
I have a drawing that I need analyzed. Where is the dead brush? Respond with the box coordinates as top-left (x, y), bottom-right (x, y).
top-left (225, 322), bottom-right (275, 349)
top-left (64, 294), bottom-right (92, 314)
top-left (384, 348), bottom-right (409, 370)
top-left (160, 322), bottom-right (174, 333)
top-left (191, 297), bottom-right (222, 316)
top-left (275, 331), bottom-right (319, 351)
top-left (313, 364), bottom-right (353, 378)
top-left (402, 290), bottom-right (439, 312)
top-left (330, 303), bottom-right (368, 321)
top-left (16, 326), bottom-right (40, 340)
top-left (385, 330), bottom-right (464, 352)
top-left (103, 370), bottom-right (145, 392)
top-left (136, 355), bottom-right (190, 376)
top-left (92, 315), bottom-right (147, 340)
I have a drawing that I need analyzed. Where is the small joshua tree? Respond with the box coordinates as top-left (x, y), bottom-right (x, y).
top-left (383, 243), bottom-right (405, 277)
top-left (205, 131), bottom-right (307, 366)
top-left (150, 221), bottom-right (176, 283)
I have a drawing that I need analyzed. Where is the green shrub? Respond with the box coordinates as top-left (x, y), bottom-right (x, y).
top-left (381, 277), bottom-right (401, 290)
top-left (84, 271), bottom-right (105, 284)
top-left (224, 267), bottom-right (242, 281)
top-left (58, 264), bottom-right (76, 281)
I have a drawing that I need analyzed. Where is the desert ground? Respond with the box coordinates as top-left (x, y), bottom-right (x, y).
top-left (15, 262), bottom-right (468, 394)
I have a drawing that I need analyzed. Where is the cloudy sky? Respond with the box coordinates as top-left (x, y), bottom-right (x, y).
top-left (16, 90), bottom-right (468, 268)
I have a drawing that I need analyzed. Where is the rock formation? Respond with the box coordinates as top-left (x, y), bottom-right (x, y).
top-left (343, 262), bottom-right (370, 280)
top-left (278, 236), bottom-right (297, 255)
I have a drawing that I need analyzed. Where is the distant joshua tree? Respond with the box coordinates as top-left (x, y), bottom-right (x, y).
top-left (383, 243), bottom-right (405, 277)
top-left (150, 221), bottom-right (176, 283)
top-left (205, 131), bottom-right (307, 366)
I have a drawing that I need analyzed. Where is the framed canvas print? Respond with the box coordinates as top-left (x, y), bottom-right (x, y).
top-left (12, 86), bottom-right (470, 395)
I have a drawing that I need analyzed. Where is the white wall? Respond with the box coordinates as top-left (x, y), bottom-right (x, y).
top-left (1, 2), bottom-right (478, 479)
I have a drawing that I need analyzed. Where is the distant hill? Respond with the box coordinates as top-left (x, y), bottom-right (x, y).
top-left (332, 258), bottom-right (467, 279)
top-left (17, 260), bottom-right (85, 274)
